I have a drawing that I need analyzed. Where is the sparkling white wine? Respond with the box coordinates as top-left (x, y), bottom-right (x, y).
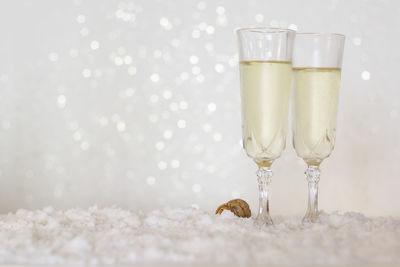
top-left (293, 68), bottom-right (341, 165)
top-left (240, 61), bottom-right (292, 166)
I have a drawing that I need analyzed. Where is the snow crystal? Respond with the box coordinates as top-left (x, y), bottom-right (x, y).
top-left (0, 207), bottom-right (399, 265)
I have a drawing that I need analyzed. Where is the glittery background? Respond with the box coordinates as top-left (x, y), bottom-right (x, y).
top-left (0, 0), bottom-right (399, 216)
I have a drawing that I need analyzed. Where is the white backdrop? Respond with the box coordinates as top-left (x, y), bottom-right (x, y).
top-left (0, 0), bottom-right (399, 216)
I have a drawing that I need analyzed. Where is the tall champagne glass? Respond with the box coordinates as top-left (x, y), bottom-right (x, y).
top-left (292, 33), bottom-right (345, 223)
top-left (237, 28), bottom-right (295, 225)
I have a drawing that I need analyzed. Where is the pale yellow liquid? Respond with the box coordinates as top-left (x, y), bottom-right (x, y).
top-left (293, 68), bottom-right (341, 165)
top-left (240, 61), bottom-right (292, 166)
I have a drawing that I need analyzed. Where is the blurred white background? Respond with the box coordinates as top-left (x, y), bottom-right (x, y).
top-left (0, 0), bottom-right (399, 216)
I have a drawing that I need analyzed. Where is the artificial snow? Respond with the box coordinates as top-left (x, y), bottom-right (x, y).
top-left (0, 206), bottom-right (399, 265)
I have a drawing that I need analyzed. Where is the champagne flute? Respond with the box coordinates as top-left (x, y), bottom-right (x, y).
top-left (237, 28), bottom-right (295, 225)
top-left (292, 33), bottom-right (345, 223)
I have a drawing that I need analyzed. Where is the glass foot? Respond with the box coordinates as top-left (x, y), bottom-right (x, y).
top-left (255, 212), bottom-right (273, 226)
top-left (302, 211), bottom-right (321, 223)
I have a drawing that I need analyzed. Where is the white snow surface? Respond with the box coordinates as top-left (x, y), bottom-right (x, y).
top-left (0, 206), bottom-right (399, 265)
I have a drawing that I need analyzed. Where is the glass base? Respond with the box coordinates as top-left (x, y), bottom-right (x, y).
top-left (255, 213), bottom-right (273, 226)
top-left (302, 211), bottom-right (321, 223)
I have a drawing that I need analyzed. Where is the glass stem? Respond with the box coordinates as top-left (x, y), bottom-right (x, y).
top-left (303, 165), bottom-right (321, 223)
top-left (255, 167), bottom-right (273, 225)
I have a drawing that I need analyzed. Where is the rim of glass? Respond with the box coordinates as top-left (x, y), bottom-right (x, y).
top-left (236, 27), bottom-right (296, 34)
top-left (296, 32), bottom-right (345, 38)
